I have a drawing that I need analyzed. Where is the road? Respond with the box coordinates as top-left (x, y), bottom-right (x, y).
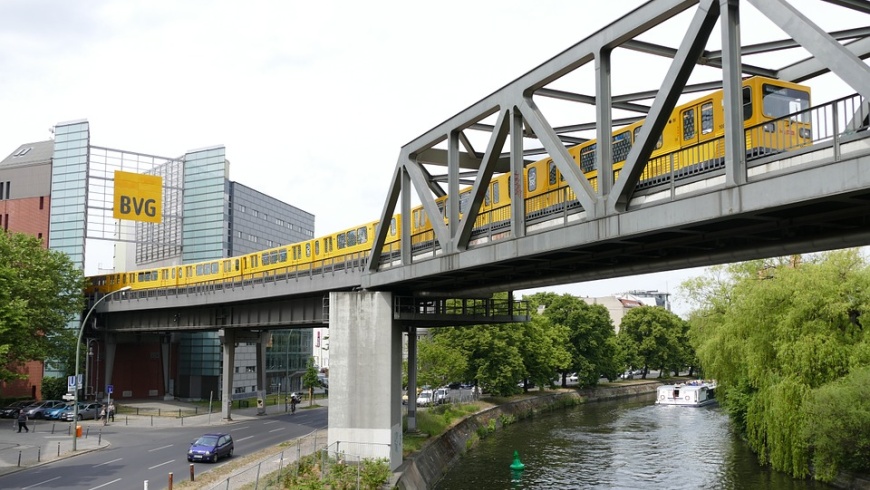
top-left (0, 407), bottom-right (327, 490)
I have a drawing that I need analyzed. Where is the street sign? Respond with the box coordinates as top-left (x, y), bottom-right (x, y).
top-left (77, 374), bottom-right (83, 389)
top-left (107, 384), bottom-right (114, 394)
top-left (62, 393), bottom-right (75, 401)
top-left (68, 375), bottom-right (76, 390)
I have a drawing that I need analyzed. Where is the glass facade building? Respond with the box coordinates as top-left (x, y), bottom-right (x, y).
top-left (37, 119), bottom-right (317, 398)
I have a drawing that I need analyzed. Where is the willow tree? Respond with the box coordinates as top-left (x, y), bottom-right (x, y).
top-left (0, 232), bottom-right (85, 385)
top-left (686, 250), bottom-right (870, 480)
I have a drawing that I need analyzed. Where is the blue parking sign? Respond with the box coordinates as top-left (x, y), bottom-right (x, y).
top-left (107, 384), bottom-right (114, 394)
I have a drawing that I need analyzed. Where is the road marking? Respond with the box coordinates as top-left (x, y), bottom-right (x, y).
top-left (89, 478), bottom-right (122, 489)
top-left (148, 444), bottom-right (173, 452)
top-left (22, 477), bottom-right (60, 489)
top-left (148, 460), bottom-right (174, 470)
top-left (230, 426), bottom-right (250, 431)
top-left (262, 420), bottom-right (279, 425)
top-left (94, 457), bottom-right (123, 467)
top-left (236, 435), bottom-right (255, 442)
top-left (268, 427), bottom-right (286, 433)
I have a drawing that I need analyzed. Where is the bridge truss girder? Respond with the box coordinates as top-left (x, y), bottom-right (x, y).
top-left (367, 0), bottom-right (870, 283)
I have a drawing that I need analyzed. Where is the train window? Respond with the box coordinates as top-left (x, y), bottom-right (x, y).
top-left (337, 233), bottom-right (346, 249)
top-left (172, 269), bottom-right (176, 279)
top-left (632, 126), bottom-right (663, 150)
top-left (251, 255), bottom-right (258, 268)
top-left (548, 160), bottom-right (557, 185)
top-left (348, 229), bottom-right (357, 246)
top-left (262, 252), bottom-right (270, 265)
top-left (234, 259), bottom-right (240, 271)
top-left (701, 102), bottom-right (714, 135)
top-left (492, 182), bottom-right (500, 204)
top-left (527, 167), bottom-right (537, 192)
top-left (580, 144), bottom-right (596, 173)
top-left (743, 87), bottom-right (752, 121)
top-left (315, 240), bottom-right (321, 254)
top-left (612, 132), bottom-right (632, 162)
top-left (269, 251), bottom-right (278, 263)
top-left (292, 245), bottom-right (301, 260)
top-left (762, 84), bottom-right (810, 121)
top-left (390, 218), bottom-right (397, 236)
top-left (186, 266), bottom-right (192, 277)
top-left (325, 237), bottom-right (333, 252)
top-left (459, 191), bottom-right (471, 214)
top-left (279, 249), bottom-right (287, 262)
top-left (484, 188), bottom-right (490, 206)
top-left (305, 243), bottom-right (311, 257)
top-left (211, 263), bottom-right (218, 274)
top-left (196, 265), bottom-right (203, 276)
top-left (682, 109), bottom-right (695, 140)
top-left (358, 227), bottom-right (367, 244)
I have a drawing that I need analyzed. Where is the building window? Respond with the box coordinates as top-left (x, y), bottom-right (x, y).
top-left (39, 196), bottom-right (44, 209)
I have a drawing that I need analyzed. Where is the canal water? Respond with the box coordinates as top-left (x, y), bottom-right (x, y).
top-left (435, 393), bottom-right (833, 489)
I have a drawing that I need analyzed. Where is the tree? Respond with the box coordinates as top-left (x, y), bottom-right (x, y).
top-left (433, 324), bottom-right (526, 396)
top-left (536, 294), bottom-right (617, 388)
top-left (686, 250), bottom-right (870, 480)
top-left (417, 334), bottom-right (467, 389)
top-left (0, 232), bottom-right (86, 386)
top-left (617, 306), bottom-right (688, 378)
top-left (301, 357), bottom-right (320, 406)
top-left (41, 376), bottom-right (68, 400)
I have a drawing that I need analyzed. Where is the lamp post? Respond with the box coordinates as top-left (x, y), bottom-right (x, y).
top-left (72, 286), bottom-right (130, 451)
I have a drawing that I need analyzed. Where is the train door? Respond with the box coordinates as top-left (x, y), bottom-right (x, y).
top-left (677, 105), bottom-right (699, 172)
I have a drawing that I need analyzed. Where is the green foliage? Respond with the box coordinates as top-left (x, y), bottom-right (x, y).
top-left (417, 335), bottom-right (467, 389)
top-left (41, 376), bottom-right (68, 400)
top-left (358, 458), bottom-right (391, 490)
top-left (538, 294), bottom-right (618, 387)
top-left (281, 454), bottom-right (391, 490)
top-left (0, 232), bottom-right (85, 384)
top-left (617, 306), bottom-right (690, 377)
top-left (803, 366), bottom-right (870, 480)
top-left (301, 357), bottom-right (320, 406)
top-left (686, 250), bottom-right (870, 480)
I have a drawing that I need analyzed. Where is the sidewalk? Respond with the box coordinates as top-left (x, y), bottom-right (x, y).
top-left (0, 397), bottom-right (326, 477)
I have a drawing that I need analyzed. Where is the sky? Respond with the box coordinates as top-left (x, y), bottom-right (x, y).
top-left (1, 0), bottom-right (865, 317)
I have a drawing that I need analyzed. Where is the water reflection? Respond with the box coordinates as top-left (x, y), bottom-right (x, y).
top-left (436, 393), bottom-right (833, 489)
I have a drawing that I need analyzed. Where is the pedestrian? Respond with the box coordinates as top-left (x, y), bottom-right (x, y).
top-left (108, 402), bottom-right (115, 422)
top-left (17, 410), bottom-right (29, 433)
top-left (290, 396), bottom-right (297, 415)
top-left (99, 407), bottom-right (107, 426)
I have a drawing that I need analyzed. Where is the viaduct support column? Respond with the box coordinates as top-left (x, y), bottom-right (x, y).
top-left (328, 291), bottom-right (403, 470)
top-left (219, 329), bottom-right (236, 421)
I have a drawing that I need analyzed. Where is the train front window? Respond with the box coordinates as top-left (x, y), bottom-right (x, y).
top-left (762, 84), bottom-right (810, 122)
top-left (527, 167), bottom-right (537, 192)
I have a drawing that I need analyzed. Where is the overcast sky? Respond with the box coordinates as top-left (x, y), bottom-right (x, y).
top-left (1, 1), bottom-right (864, 316)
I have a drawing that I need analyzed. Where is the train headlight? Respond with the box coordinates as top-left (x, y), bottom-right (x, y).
top-left (763, 123), bottom-right (776, 133)
top-left (799, 127), bottom-right (812, 139)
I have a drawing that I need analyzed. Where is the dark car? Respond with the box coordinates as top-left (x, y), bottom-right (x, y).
top-left (24, 400), bottom-right (66, 419)
top-left (188, 433), bottom-right (234, 463)
top-left (0, 400), bottom-right (35, 418)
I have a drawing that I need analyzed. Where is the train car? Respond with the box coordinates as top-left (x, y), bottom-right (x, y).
top-left (88, 77), bottom-right (810, 295)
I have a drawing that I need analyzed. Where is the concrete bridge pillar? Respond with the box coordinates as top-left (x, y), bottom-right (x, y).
top-left (328, 291), bottom-right (403, 470)
top-left (219, 329), bottom-right (236, 420)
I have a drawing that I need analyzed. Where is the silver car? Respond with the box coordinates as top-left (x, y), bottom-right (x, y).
top-left (61, 402), bottom-right (104, 421)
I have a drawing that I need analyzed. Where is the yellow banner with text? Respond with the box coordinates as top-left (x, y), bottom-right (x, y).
top-left (113, 171), bottom-right (162, 223)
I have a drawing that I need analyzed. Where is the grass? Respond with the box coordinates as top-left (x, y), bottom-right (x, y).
top-left (402, 402), bottom-right (486, 456)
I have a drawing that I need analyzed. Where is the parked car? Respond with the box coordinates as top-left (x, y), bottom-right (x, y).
top-left (434, 388), bottom-right (449, 405)
top-left (24, 400), bottom-right (66, 419)
top-left (188, 433), bottom-right (234, 463)
top-left (45, 403), bottom-right (77, 420)
top-left (60, 402), bottom-right (103, 421)
top-left (0, 400), bottom-right (35, 418)
top-left (416, 391), bottom-right (433, 406)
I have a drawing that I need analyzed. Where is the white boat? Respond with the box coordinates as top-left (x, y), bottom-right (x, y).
top-left (655, 380), bottom-right (717, 407)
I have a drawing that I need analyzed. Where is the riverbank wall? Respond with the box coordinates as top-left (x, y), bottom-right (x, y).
top-left (392, 381), bottom-right (661, 490)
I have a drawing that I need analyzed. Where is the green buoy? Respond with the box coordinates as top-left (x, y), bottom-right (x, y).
top-left (510, 450), bottom-right (525, 471)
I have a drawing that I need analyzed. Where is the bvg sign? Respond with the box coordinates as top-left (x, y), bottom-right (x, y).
top-left (113, 171), bottom-right (162, 223)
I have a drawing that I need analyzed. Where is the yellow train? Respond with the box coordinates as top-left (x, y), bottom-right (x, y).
top-left (87, 76), bottom-right (811, 295)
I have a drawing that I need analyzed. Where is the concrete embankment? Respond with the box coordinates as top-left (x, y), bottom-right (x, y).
top-left (392, 381), bottom-right (661, 490)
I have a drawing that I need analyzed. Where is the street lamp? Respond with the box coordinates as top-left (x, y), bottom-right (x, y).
top-left (72, 286), bottom-right (131, 451)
